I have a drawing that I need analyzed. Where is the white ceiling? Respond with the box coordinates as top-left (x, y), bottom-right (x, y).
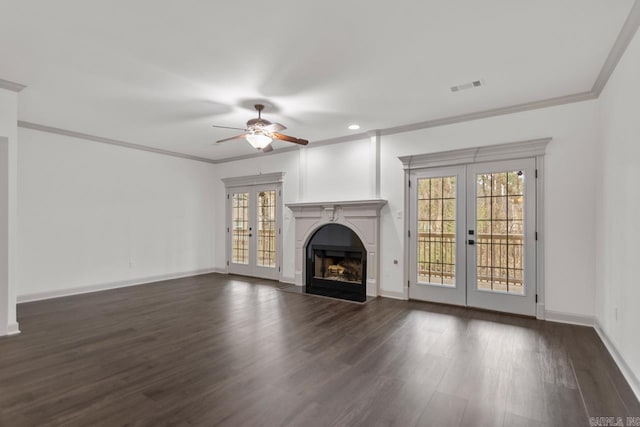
top-left (0, 1), bottom-right (635, 160)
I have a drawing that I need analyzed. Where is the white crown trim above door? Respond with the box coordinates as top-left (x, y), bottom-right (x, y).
top-left (399, 138), bottom-right (551, 170)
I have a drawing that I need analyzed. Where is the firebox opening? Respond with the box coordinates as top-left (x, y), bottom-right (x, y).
top-left (314, 248), bottom-right (363, 284)
top-left (305, 224), bottom-right (366, 302)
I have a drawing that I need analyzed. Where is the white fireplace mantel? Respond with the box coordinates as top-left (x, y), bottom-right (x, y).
top-left (286, 199), bottom-right (387, 297)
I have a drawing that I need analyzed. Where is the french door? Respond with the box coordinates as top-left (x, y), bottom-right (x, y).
top-left (409, 166), bottom-right (467, 306)
top-left (227, 184), bottom-right (281, 280)
top-left (409, 158), bottom-right (537, 317)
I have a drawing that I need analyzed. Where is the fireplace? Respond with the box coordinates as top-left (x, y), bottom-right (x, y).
top-left (306, 224), bottom-right (366, 302)
top-left (286, 199), bottom-right (387, 299)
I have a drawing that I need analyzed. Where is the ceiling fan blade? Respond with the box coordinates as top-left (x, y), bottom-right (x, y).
top-left (212, 125), bottom-right (248, 131)
top-left (272, 133), bottom-right (309, 146)
top-left (262, 144), bottom-right (274, 153)
top-left (216, 134), bottom-right (247, 143)
top-left (264, 122), bottom-right (286, 132)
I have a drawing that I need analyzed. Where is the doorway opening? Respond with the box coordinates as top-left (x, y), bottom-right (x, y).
top-left (224, 175), bottom-right (283, 281)
top-left (407, 157), bottom-right (540, 317)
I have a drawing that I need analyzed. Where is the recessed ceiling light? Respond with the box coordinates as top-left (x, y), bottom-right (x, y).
top-left (348, 124), bottom-right (360, 130)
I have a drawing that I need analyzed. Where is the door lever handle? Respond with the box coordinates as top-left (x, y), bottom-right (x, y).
top-left (468, 239), bottom-right (475, 245)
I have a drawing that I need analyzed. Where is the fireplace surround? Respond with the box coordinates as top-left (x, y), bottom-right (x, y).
top-left (286, 199), bottom-right (387, 300)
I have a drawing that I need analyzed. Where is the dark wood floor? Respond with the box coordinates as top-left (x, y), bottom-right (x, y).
top-left (0, 274), bottom-right (638, 426)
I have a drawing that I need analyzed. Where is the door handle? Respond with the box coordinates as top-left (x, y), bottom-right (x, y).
top-left (249, 233), bottom-right (253, 237)
top-left (468, 239), bottom-right (475, 245)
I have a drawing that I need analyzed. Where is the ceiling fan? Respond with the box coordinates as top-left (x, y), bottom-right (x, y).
top-left (212, 104), bottom-right (309, 152)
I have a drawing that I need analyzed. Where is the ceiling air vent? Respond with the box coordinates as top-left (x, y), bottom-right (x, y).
top-left (450, 80), bottom-right (483, 93)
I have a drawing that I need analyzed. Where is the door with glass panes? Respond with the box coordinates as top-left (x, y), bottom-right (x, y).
top-left (409, 159), bottom-right (537, 317)
top-left (409, 166), bottom-right (467, 306)
top-left (227, 184), bottom-right (281, 280)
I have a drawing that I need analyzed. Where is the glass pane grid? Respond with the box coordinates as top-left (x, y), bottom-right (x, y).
top-left (476, 171), bottom-right (525, 294)
top-left (232, 193), bottom-right (249, 264)
top-left (417, 176), bottom-right (456, 287)
top-left (257, 191), bottom-right (277, 268)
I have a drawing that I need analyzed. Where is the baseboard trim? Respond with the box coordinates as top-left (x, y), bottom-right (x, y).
top-left (279, 276), bottom-right (296, 285)
top-left (379, 289), bottom-right (408, 300)
top-left (6, 322), bottom-right (20, 336)
top-left (213, 268), bottom-right (228, 275)
top-left (1, 322), bottom-right (21, 337)
top-left (545, 309), bottom-right (595, 327)
top-left (17, 268), bottom-right (217, 303)
top-left (595, 319), bottom-right (640, 402)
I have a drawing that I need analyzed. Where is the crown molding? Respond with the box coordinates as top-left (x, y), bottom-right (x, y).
top-left (592, 0), bottom-right (640, 96)
top-left (18, 121), bottom-right (218, 164)
top-left (0, 78), bottom-right (26, 92)
top-left (381, 92), bottom-right (596, 137)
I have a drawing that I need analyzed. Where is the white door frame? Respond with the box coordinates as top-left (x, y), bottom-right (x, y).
top-left (399, 138), bottom-right (549, 319)
top-left (222, 172), bottom-right (285, 281)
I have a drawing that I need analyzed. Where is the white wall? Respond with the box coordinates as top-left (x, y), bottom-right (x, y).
top-left (0, 88), bottom-right (18, 335)
top-left (211, 138), bottom-right (374, 282)
top-left (595, 26), bottom-right (640, 391)
top-left (212, 102), bottom-right (599, 318)
top-left (300, 139), bottom-right (374, 201)
top-left (17, 128), bottom-right (217, 299)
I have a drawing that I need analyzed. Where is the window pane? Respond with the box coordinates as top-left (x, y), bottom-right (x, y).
top-left (416, 176), bottom-right (456, 287)
top-left (507, 171), bottom-right (525, 196)
top-left (477, 198), bottom-right (491, 220)
top-left (257, 191), bottom-right (277, 268)
top-left (476, 171), bottom-right (526, 294)
top-left (443, 176), bottom-right (457, 198)
top-left (443, 199), bottom-right (456, 220)
top-left (492, 196), bottom-right (507, 220)
top-left (430, 199), bottom-right (442, 221)
top-left (232, 193), bottom-right (249, 264)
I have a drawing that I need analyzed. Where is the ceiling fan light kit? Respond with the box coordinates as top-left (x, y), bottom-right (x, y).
top-left (246, 133), bottom-right (272, 149)
top-left (212, 104), bottom-right (309, 153)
